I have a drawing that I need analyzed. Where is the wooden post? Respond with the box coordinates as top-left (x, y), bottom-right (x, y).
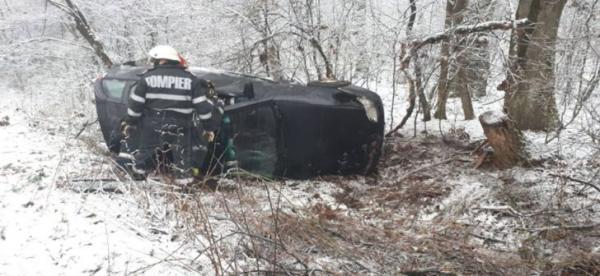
top-left (478, 111), bottom-right (528, 168)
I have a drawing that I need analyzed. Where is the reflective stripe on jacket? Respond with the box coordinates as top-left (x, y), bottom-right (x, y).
top-left (126, 63), bottom-right (217, 130)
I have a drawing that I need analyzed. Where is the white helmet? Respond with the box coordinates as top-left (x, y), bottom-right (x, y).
top-left (147, 45), bottom-right (180, 62)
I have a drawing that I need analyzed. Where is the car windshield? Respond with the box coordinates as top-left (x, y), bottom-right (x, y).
top-left (102, 79), bottom-right (126, 99)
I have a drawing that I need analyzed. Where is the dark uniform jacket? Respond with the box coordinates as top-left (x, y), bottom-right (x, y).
top-left (126, 63), bottom-right (218, 131)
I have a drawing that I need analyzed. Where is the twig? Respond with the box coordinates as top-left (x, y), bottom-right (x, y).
top-left (550, 173), bottom-right (600, 193)
top-left (241, 268), bottom-right (331, 275)
top-left (72, 178), bottom-right (118, 182)
top-left (45, 145), bottom-right (66, 204)
top-left (393, 158), bottom-right (455, 184)
top-left (74, 118), bottom-right (98, 138)
top-left (12, 37), bottom-right (94, 51)
top-left (233, 230), bottom-right (313, 272)
top-left (468, 232), bottom-right (507, 244)
top-left (475, 205), bottom-right (522, 217)
top-left (471, 140), bottom-right (489, 155)
top-left (474, 150), bottom-right (492, 169)
top-left (402, 269), bottom-right (456, 276)
top-left (526, 222), bottom-right (600, 233)
top-left (104, 223), bottom-right (111, 274)
top-left (385, 77), bottom-right (417, 137)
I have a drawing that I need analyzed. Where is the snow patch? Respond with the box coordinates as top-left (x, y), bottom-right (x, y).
top-left (479, 110), bottom-right (508, 125)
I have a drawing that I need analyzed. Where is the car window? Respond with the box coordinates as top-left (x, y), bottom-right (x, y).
top-left (230, 105), bottom-right (278, 176)
top-left (126, 84), bottom-right (137, 99)
top-left (102, 79), bottom-right (126, 99)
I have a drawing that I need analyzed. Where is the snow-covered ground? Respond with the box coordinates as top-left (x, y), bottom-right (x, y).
top-left (0, 87), bottom-right (369, 275)
top-left (0, 90), bottom-right (215, 275)
top-left (1, 80), bottom-right (599, 274)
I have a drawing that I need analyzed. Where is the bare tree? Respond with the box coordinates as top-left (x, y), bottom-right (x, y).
top-left (501, 0), bottom-right (568, 131)
top-left (451, 0), bottom-right (496, 120)
top-left (287, 0), bottom-right (337, 80)
top-left (433, 0), bottom-right (468, 120)
top-left (391, 0), bottom-right (424, 135)
top-left (456, 0), bottom-right (494, 99)
top-left (48, 0), bottom-right (113, 68)
top-left (387, 18), bottom-right (531, 136)
top-left (258, 0), bottom-right (284, 81)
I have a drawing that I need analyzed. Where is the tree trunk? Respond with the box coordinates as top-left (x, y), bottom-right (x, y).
top-left (450, 0), bottom-right (495, 119)
top-left (352, 0), bottom-right (369, 80)
top-left (455, 64), bottom-right (476, 119)
top-left (434, 0), bottom-right (468, 120)
top-left (454, 38), bottom-right (476, 120)
top-left (478, 111), bottom-right (528, 168)
top-left (385, 0), bottom-right (418, 136)
top-left (465, 35), bottom-right (491, 98)
top-left (433, 39), bottom-right (450, 120)
top-left (503, 0), bottom-right (567, 131)
top-left (259, 0), bottom-right (283, 81)
top-left (386, 18), bottom-right (530, 136)
top-left (415, 56), bottom-right (431, 122)
top-left (49, 0), bottom-right (113, 68)
top-left (402, 0), bottom-right (430, 122)
top-left (453, 0), bottom-right (493, 99)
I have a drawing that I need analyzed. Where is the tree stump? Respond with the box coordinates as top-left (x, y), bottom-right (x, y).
top-left (478, 111), bottom-right (528, 168)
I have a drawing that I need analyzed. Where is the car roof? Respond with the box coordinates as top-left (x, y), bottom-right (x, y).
top-left (104, 64), bottom-right (150, 80)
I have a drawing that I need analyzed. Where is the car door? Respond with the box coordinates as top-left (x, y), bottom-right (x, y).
top-left (224, 99), bottom-right (281, 177)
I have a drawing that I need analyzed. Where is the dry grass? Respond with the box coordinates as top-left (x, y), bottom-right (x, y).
top-left (141, 134), bottom-right (600, 275)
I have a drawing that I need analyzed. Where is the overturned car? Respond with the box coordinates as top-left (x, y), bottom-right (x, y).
top-left (94, 64), bottom-right (384, 179)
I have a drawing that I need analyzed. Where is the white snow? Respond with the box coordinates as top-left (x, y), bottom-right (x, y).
top-left (0, 87), bottom-right (358, 275)
top-left (479, 110), bottom-right (507, 125)
top-left (1, 0), bottom-right (599, 273)
top-left (0, 90), bottom-right (213, 275)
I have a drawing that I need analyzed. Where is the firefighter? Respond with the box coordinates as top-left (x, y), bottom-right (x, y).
top-left (124, 45), bottom-right (217, 184)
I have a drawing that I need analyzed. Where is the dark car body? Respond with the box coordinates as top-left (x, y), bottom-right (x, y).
top-left (94, 64), bottom-right (384, 179)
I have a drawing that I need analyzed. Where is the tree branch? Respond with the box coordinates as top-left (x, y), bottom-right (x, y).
top-left (527, 222), bottom-right (600, 233)
top-left (308, 37), bottom-right (335, 80)
top-left (48, 0), bottom-right (113, 67)
top-left (386, 18), bottom-right (530, 137)
top-left (550, 173), bottom-right (600, 193)
top-left (401, 18), bottom-right (530, 66)
top-left (46, 0), bottom-right (73, 15)
top-left (288, 24), bottom-right (335, 80)
top-left (13, 37), bottom-right (94, 51)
